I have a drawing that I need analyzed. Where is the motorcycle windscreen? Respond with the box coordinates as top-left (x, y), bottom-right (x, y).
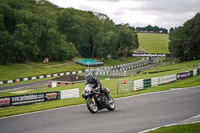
top-left (84, 84), bottom-right (95, 92)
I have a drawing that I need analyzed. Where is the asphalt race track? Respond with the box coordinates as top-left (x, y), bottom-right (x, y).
top-left (0, 86), bottom-right (200, 133)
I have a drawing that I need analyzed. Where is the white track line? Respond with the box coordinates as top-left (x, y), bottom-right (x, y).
top-left (139, 114), bottom-right (200, 133)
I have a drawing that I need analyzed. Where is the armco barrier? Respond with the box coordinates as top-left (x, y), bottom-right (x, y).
top-left (0, 88), bottom-right (79, 108)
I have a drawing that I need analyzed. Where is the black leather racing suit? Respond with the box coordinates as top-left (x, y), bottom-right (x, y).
top-left (86, 77), bottom-right (108, 96)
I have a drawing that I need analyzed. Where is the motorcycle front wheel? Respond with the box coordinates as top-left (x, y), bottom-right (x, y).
top-left (87, 97), bottom-right (98, 113)
top-left (106, 97), bottom-right (115, 111)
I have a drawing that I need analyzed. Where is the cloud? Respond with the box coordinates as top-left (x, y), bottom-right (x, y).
top-left (47, 0), bottom-right (200, 29)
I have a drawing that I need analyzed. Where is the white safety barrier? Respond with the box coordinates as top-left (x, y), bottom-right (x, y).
top-left (158, 74), bottom-right (177, 85)
top-left (134, 79), bottom-right (144, 91)
top-left (151, 77), bottom-right (159, 87)
top-left (134, 67), bottom-right (200, 91)
top-left (60, 88), bottom-right (79, 99)
top-left (193, 69), bottom-right (197, 76)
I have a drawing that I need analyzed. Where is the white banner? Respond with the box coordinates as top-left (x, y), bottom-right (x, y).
top-left (159, 74), bottom-right (177, 85)
top-left (61, 88), bottom-right (79, 99)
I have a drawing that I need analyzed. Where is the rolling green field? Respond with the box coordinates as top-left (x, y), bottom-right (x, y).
top-left (138, 33), bottom-right (169, 53)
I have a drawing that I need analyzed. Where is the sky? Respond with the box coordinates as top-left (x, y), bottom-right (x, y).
top-left (47, 0), bottom-right (200, 30)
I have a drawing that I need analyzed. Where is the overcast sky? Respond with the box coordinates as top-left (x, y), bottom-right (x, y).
top-left (47, 0), bottom-right (200, 30)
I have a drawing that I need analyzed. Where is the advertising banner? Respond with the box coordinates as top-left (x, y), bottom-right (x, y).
top-left (0, 91), bottom-right (60, 108)
top-left (0, 97), bottom-right (11, 107)
top-left (159, 74), bottom-right (177, 85)
top-left (177, 72), bottom-right (189, 80)
top-left (119, 53), bottom-right (172, 57)
top-left (10, 93), bottom-right (45, 106)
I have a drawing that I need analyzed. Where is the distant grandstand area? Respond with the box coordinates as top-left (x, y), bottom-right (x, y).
top-left (75, 59), bottom-right (104, 67)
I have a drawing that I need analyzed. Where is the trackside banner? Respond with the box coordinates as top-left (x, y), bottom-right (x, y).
top-left (158, 74), bottom-right (177, 85)
top-left (0, 88), bottom-right (80, 108)
top-left (177, 72), bottom-right (189, 80)
top-left (119, 53), bottom-right (172, 57)
top-left (0, 91), bottom-right (60, 108)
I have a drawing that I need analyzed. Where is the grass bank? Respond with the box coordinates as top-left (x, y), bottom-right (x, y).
top-left (138, 33), bottom-right (169, 53)
top-left (0, 57), bottom-right (141, 81)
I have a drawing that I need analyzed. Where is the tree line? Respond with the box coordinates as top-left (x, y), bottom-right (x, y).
top-left (0, 0), bottom-right (139, 64)
top-left (168, 13), bottom-right (200, 61)
top-left (136, 25), bottom-right (168, 34)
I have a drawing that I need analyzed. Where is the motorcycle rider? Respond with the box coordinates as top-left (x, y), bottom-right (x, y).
top-left (83, 72), bottom-right (110, 99)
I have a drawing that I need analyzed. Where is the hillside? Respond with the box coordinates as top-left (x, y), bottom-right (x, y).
top-left (138, 33), bottom-right (169, 53)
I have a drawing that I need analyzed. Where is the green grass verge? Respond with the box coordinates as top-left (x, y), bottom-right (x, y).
top-left (138, 33), bottom-right (169, 53)
top-left (147, 123), bottom-right (200, 133)
top-left (0, 62), bottom-right (86, 81)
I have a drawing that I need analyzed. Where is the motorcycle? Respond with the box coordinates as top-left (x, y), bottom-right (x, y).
top-left (82, 84), bottom-right (115, 113)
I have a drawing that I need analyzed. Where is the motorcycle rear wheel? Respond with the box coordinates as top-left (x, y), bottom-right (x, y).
top-left (87, 98), bottom-right (98, 113)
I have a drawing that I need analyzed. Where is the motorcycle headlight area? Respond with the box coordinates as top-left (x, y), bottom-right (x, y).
top-left (85, 90), bottom-right (89, 96)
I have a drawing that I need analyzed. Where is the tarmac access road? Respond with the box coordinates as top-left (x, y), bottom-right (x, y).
top-left (0, 86), bottom-right (200, 133)
top-left (0, 80), bottom-right (49, 92)
top-left (112, 62), bottom-right (161, 76)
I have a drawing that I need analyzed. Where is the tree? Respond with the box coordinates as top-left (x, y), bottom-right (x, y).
top-left (12, 23), bottom-right (34, 62)
top-left (0, 31), bottom-right (13, 64)
top-left (0, 0), bottom-right (140, 63)
top-left (169, 13), bottom-right (200, 61)
top-left (118, 25), bottom-right (139, 53)
top-left (97, 31), bottom-right (119, 59)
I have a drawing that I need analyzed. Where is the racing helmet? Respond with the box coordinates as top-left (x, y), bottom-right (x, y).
top-left (85, 72), bottom-right (93, 82)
